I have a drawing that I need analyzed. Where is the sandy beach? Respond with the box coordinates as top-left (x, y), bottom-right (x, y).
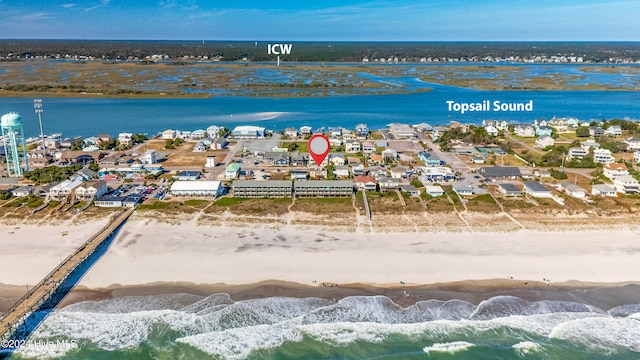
top-left (2, 210), bottom-right (640, 313)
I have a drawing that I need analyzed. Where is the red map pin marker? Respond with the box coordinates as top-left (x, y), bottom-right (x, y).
top-left (308, 134), bottom-right (331, 166)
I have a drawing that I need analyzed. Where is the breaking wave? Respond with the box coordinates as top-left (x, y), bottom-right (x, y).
top-left (14, 294), bottom-right (640, 359)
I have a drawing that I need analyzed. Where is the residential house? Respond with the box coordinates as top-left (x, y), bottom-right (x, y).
top-left (418, 167), bottom-right (455, 182)
top-left (424, 185), bottom-right (445, 197)
top-left (472, 156), bottom-right (485, 164)
top-left (289, 170), bottom-right (308, 180)
top-left (327, 154), bottom-right (344, 167)
top-left (535, 135), bottom-right (555, 148)
top-left (367, 167), bottom-right (388, 180)
top-left (355, 175), bottom-right (378, 191)
top-left (308, 167), bottom-right (327, 179)
top-left (513, 124), bottom-right (535, 138)
top-left (170, 180), bottom-right (222, 197)
top-left (483, 120), bottom-right (509, 131)
top-left (192, 142), bottom-right (208, 152)
top-left (342, 131), bottom-right (356, 141)
top-left (191, 129), bottom-right (206, 139)
top-left (11, 186), bottom-right (34, 197)
top-left (567, 147), bottom-right (589, 161)
top-left (485, 125), bottom-right (498, 137)
top-left (347, 157), bottom-right (362, 167)
top-left (591, 183), bottom-right (617, 197)
top-left (58, 151), bottom-right (104, 165)
top-left (378, 177), bottom-right (400, 192)
top-left (206, 125), bottom-right (222, 139)
top-left (26, 151), bottom-right (53, 167)
top-left (453, 183), bottom-right (474, 196)
top-left (523, 181), bottom-right (552, 198)
top-left (289, 152), bottom-right (308, 166)
top-left (390, 166), bottom-right (409, 179)
top-left (118, 133), bottom-right (133, 147)
top-left (533, 119), bottom-right (548, 127)
top-left (497, 183), bottom-right (521, 196)
top-left (299, 126), bottom-right (312, 136)
top-left (94, 195), bottom-right (125, 207)
top-left (479, 166), bottom-right (522, 180)
top-left (593, 149), bottom-right (615, 164)
top-left (581, 140), bottom-right (600, 150)
top-left (329, 127), bottom-right (343, 138)
top-left (49, 179), bottom-right (83, 201)
top-left (535, 126), bottom-right (553, 137)
top-left (333, 166), bottom-right (350, 178)
top-left (225, 163), bottom-right (241, 179)
top-left (162, 129), bottom-right (177, 139)
top-left (613, 175), bottom-right (640, 194)
top-left (212, 137), bottom-right (228, 150)
top-left (561, 182), bottom-right (587, 198)
top-left (76, 167), bottom-right (97, 181)
top-left (369, 154), bottom-right (384, 165)
top-left (352, 163), bottom-right (365, 176)
top-left (264, 151), bottom-right (290, 166)
top-left (381, 148), bottom-right (398, 160)
top-left (589, 126), bottom-right (604, 138)
top-left (362, 142), bottom-right (375, 154)
top-left (401, 184), bottom-right (420, 197)
top-left (635, 150), bottom-right (640, 163)
top-left (76, 180), bottom-right (108, 201)
top-left (624, 137), bottom-right (640, 151)
top-left (355, 124), bottom-right (369, 138)
top-left (345, 140), bottom-right (361, 153)
top-left (603, 163), bottom-right (629, 180)
top-left (284, 128), bottom-right (298, 138)
top-left (605, 126), bottom-right (622, 136)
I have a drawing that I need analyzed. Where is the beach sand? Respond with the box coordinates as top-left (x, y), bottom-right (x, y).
top-left (2, 211), bottom-right (640, 313)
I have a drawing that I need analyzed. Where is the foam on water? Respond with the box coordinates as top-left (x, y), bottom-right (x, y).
top-left (61, 293), bottom-right (206, 313)
top-left (549, 316), bottom-right (640, 353)
top-left (470, 296), bottom-right (596, 320)
top-left (513, 341), bottom-right (541, 356)
top-left (423, 341), bottom-right (475, 354)
top-left (177, 323), bottom-right (303, 360)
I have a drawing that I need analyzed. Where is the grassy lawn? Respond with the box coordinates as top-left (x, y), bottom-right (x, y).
top-left (465, 194), bottom-right (501, 212)
top-left (210, 197), bottom-right (292, 215)
top-left (279, 141), bottom-right (309, 153)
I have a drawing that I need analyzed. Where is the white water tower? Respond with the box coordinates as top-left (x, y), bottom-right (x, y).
top-left (1, 112), bottom-right (29, 177)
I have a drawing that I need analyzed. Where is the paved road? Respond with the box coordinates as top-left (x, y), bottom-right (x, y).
top-left (504, 133), bottom-right (544, 155)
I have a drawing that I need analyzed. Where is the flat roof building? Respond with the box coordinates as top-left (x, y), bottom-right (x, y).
top-left (171, 180), bottom-right (223, 197)
top-left (294, 180), bottom-right (354, 197)
top-left (233, 180), bottom-right (292, 198)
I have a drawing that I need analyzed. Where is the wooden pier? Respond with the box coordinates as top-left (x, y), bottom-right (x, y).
top-left (0, 208), bottom-right (134, 344)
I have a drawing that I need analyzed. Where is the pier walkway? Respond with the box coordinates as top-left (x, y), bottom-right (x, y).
top-left (0, 208), bottom-right (134, 345)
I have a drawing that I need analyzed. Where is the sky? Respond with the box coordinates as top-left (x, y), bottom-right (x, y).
top-left (0, 0), bottom-right (639, 41)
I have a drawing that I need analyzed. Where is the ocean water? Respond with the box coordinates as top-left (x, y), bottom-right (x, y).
top-left (10, 293), bottom-right (640, 359)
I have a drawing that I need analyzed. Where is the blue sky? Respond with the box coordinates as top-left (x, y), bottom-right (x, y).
top-left (1, 0), bottom-right (638, 41)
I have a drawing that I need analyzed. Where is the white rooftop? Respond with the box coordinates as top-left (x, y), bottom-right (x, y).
top-left (171, 180), bottom-right (221, 192)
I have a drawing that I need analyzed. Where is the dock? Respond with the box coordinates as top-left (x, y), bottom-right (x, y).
top-left (0, 207), bottom-right (134, 349)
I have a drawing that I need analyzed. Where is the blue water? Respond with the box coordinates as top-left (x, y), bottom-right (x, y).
top-left (0, 89), bottom-right (638, 138)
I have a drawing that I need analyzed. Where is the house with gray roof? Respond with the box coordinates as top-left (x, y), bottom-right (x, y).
top-left (479, 167), bottom-right (522, 180)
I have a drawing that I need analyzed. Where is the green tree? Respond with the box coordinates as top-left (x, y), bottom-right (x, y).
top-left (550, 169), bottom-right (568, 180)
top-left (575, 127), bottom-right (590, 137)
top-left (70, 139), bottom-right (84, 151)
top-left (165, 139), bottom-right (175, 149)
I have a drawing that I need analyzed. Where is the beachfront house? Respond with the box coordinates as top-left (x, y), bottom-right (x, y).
top-left (356, 124), bottom-right (369, 138)
top-left (76, 180), bottom-right (108, 201)
top-left (170, 180), bottom-right (223, 197)
top-left (355, 175), bottom-right (378, 191)
top-left (591, 184), bottom-right (617, 197)
top-left (453, 183), bottom-right (474, 196)
top-left (299, 126), bottom-right (312, 136)
top-left (378, 177), bottom-right (400, 192)
top-left (613, 175), bottom-right (640, 194)
top-left (94, 195), bottom-right (125, 207)
top-left (424, 185), bottom-right (445, 197)
top-left (523, 181), bottom-right (552, 198)
top-left (497, 183), bottom-right (522, 196)
top-left (11, 186), bottom-right (34, 197)
top-left (390, 166), bottom-right (409, 179)
top-left (118, 133), bottom-right (133, 147)
top-left (561, 182), bottom-right (587, 198)
top-left (388, 123), bottom-right (416, 139)
top-left (401, 185), bottom-right (420, 197)
top-left (285, 128), bottom-right (298, 138)
top-left (49, 179), bottom-right (83, 201)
